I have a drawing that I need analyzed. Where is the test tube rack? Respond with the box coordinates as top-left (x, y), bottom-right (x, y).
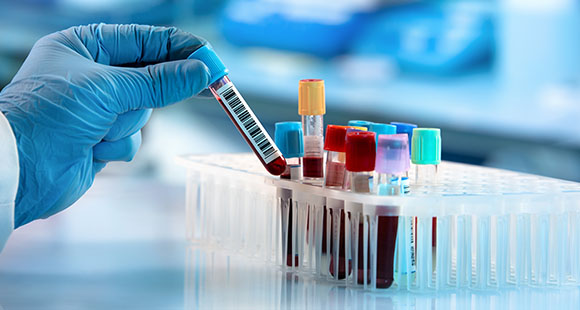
top-left (177, 153), bottom-right (580, 291)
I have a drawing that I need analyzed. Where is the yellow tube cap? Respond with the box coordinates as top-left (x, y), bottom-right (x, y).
top-left (348, 126), bottom-right (367, 131)
top-left (298, 79), bottom-right (326, 115)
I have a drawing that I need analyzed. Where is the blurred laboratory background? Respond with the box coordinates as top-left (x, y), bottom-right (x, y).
top-left (1, 0), bottom-right (579, 182)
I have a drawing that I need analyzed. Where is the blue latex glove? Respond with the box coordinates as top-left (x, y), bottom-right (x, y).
top-left (0, 24), bottom-right (211, 227)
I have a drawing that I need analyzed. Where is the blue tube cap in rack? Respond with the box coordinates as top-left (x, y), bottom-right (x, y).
top-left (275, 122), bottom-right (304, 158)
top-left (391, 122), bottom-right (418, 154)
top-left (369, 123), bottom-right (396, 143)
top-left (347, 120), bottom-right (373, 130)
top-left (187, 45), bottom-right (229, 85)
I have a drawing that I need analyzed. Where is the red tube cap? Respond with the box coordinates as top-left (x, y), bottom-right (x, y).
top-left (345, 131), bottom-right (376, 172)
top-left (324, 125), bottom-right (349, 152)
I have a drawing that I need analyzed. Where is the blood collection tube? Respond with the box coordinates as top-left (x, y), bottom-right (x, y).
top-left (275, 122), bottom-right (304, 267)
top-left (375, 134), bottom-right (414, 288)
top-left (322, 125), bottom-right (367, 279)
top-left (299, 79), bottom-right (325, 184)
top-left (368, 123), bottom-right (396, 191)
top-left (322, 125), bottom-right (349, 278)
top-left (188, 46), bottom-right (287, 175)
top-left (345, 131), bottom-right (376, 284)
top-left (323, 125), bottom-right (349, 188)
top-left (323, 125), bottom-right (367, 188)
top-left (341, 126), bottom-right (368, 190)
top-left (411, 128), bottom-right (441, 265)
top-left (275, 122), bottom-right (304, 180)
top-left (390, 122), bottom-right (417, 194)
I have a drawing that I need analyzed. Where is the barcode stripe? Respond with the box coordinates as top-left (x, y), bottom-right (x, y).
top-left (218, 84), bottom-right (280, 163)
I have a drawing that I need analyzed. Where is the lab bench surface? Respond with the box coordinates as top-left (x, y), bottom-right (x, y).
top-left (0, 174), bottom-right (578, 310)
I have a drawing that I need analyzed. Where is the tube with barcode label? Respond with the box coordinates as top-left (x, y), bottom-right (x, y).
top-left (189, 46), bottom-right (287, 175)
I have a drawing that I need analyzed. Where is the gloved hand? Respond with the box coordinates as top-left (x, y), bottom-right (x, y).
top-left (0, 24), bottom-right (211, 227)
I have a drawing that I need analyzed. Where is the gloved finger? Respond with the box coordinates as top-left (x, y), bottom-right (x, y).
top-left (93, 131), bottom-right (142, 162)
top-left (109, 59), bottom-right (210, 112)
top-left (105, 109), bottom-right (152, 141)
top-left (60, 24), bottom-right (207, 66)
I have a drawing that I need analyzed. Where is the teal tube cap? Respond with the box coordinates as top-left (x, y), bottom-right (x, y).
top-left (369, 123), bottom-right (396, 143)
top-left (187, 45), bottom-right (229, 85)
top-left (411, 128), bottom-right (441, 165)
top-left (275, 122), bottom-right (304, 158)
top-left (347, 120), bottom-right (373, 130)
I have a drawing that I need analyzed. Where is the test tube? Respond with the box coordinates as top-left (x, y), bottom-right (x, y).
top-left (345, 131), bottom-right (376, 284)
top-left (299, 79), bottom-right (326, 184)
top-left (275, 122), bottom-right (304, 267)
top-left (390, 122), bottom-right (417, 193)
top-left (323, 125), bottom-right (349, 188)
top-left (322, 125), bottom-right (349, 278)
top-left (375, 134), bottom-right (414, 288)
top-left (368, 123), bottom-right (396, 191)
top-left (341, 126), bottom-right (368, 190)
top-left (322, 125), bottom-right (366, 279)
top-left (188, 46), bottom-right (287, 175)
top-left (411, 128), bottom-right (441, 266)
top-left (275, 122), bottom-right (304, 180)
top-left (411, 128), bottom-right (441, 185)
top-left (324, 124), bottom-right (368, 187)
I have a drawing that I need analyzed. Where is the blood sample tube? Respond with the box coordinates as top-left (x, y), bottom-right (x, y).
top-left (390, 122), bottom-right (417, 194)
top-left (375, 134), bottom-right (414, 288)
top-left (322, 125), bottom-right (367, 189)
top-left (188, 46), bottom-right (287, 175)
top-left (298, 79), bottom-right (325, 184)
top-left (341, 126), bottom-right (368, 190)
top-left (275, 122), bottom-right (304, 267)
top-left (368, 123), bottom-right (396, 191)
top-left (324, 125), bottom-right (349, 188)
top-left (411, 128), bottom-right (441, 268)
top-left (345, 131), bottom-right (376, 284)
top-left (275, 122), bottom-right (304, 180)
top-left (322, 125), bottom-right (367, 279)
top-left (322, 125), bottom-right (349, 278)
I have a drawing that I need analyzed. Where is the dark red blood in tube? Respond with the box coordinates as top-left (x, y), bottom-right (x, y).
top-left (303, 156), bottom-right (323, 178)
top-left (357, 216), bottom-right (399, 288)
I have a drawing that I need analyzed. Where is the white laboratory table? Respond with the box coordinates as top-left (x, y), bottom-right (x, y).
top-left (0, 174), bottom-right (578, 310)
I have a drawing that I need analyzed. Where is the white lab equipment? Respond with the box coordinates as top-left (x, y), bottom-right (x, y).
top-left (177, 153), bottom-right (580, 291)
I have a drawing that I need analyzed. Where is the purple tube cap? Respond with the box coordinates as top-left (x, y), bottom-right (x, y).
top-left (375, 134), bottom-right (410, 174)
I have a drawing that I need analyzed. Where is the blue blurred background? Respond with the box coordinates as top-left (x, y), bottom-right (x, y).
top-left (1, 0), bottom-right (579, 182)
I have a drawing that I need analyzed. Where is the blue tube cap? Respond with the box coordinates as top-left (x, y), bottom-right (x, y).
top-left (187, 45), bottom-right (229, 85)
top-left (347, 120), bottom-right (373, 130)
top-left (369, 123), bottom-right (396, 143)
top-left (391, 122), bottom-right (418, 155)
top-left (275, 122), bottom-right (304, 158)
top-left (391, 122), bottom-right (418, 135)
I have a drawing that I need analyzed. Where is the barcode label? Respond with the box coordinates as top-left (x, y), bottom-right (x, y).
top-left (216, 82), bottom-right (281, 164)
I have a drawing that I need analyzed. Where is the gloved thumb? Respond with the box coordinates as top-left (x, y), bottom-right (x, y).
top-left (110, 59), bottom-right (210, 113)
